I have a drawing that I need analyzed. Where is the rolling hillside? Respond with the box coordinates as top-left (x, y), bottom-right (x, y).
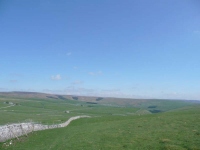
top-left (0, 92), bottom-right (199, 149)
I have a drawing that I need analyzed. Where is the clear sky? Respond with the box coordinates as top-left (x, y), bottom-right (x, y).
top-left (1, 0), bottom-right (200, 100)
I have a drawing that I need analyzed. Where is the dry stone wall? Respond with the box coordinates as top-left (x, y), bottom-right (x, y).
top-left (0, 115), bottom-right (90, 142)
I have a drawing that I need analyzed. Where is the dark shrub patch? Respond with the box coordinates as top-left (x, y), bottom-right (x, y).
top-left (96, 97), bottom-right (104, 101)
top-left (46, 96), bottom-right (58, 99)
top-left (149, 109), bottom-right (162, 113)
top-left (56, 95), bottom-right (67, 100)
top-left (72, 96), bottom-right (78, 100)
top-left (148, 105), bottom-right (157, 108)
top-left (86, 102), bottom-right (97, 104)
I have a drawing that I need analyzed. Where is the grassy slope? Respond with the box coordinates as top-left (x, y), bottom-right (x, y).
top-left (0, 96), bottom-right (82, 125)
top-left (0, 96), bottom-right (139, 125)
top-left (0, 95), bottom-right (200, 150)
top-left (1, 108), bottom-right (200, 149)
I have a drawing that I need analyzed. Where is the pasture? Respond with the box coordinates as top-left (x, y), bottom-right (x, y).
top-left (0, 93), bottom-right (199, 149)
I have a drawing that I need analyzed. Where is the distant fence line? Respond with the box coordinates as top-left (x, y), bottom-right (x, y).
top-left (0, 116), bottom-right (90, 142)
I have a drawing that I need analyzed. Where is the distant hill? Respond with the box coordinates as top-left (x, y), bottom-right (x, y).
top-left (0, 91), bottom-right (199, 113)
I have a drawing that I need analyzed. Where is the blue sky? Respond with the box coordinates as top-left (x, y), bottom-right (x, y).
top-left (0, 0), bottom-right (200, 100)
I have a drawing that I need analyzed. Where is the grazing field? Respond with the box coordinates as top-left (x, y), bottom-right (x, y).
top-left (0, 92), bottom-right (200, 149)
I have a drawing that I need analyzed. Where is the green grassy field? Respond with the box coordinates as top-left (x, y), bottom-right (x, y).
top-left (0, 93), bottom-right (200, 150)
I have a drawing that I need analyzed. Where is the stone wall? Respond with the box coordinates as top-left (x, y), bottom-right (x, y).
top-left (0, 115), bottom-right (90, 142)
